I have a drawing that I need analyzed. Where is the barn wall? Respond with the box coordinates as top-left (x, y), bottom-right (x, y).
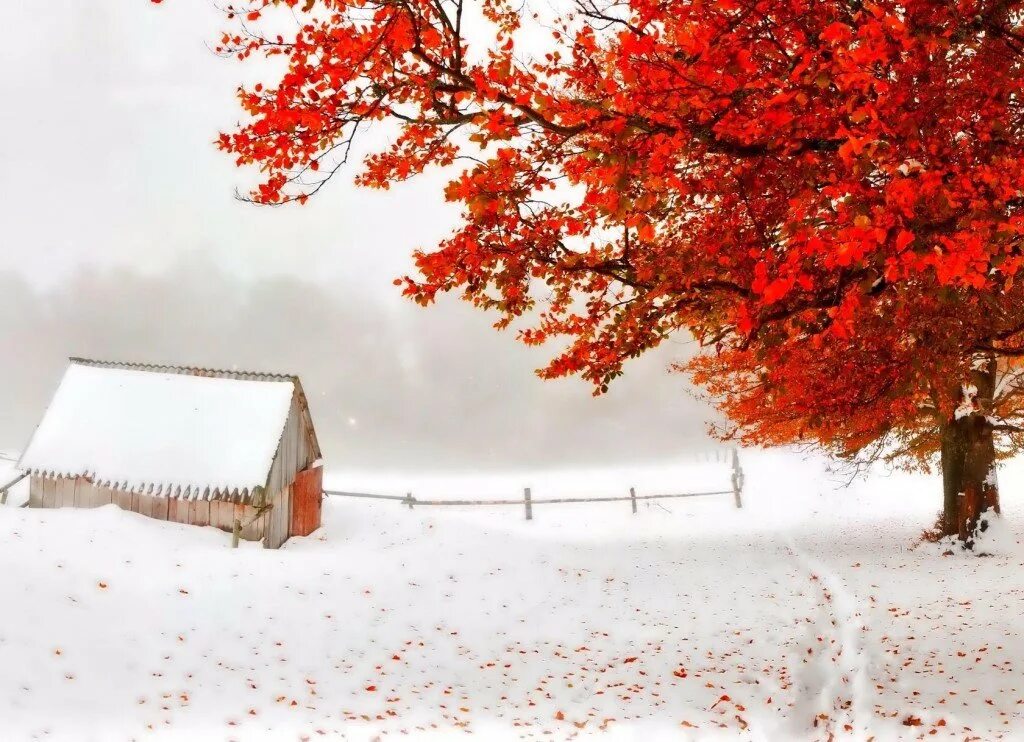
top-left (28, 475), bottom-right (43, 507)
top-left (261, 392), bottom-right (320, 548)
top-left (28, 476), bottom-right (268, 542)
top-left (265, 486), bottom-right (291, 549)
top-left (263, 394), bottom-right (317, 500)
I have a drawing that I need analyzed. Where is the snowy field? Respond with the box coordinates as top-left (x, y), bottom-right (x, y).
top-left (2, 451), bottom-right (1024, 740)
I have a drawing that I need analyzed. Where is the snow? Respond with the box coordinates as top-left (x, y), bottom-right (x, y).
top-left (954, 384), bottom-right (978, 419)
top-left (898, 158), bottom-right (925, 175)
top-left (0, 452), bottom-right (28, 507)
top-left (3, 450), bottom-right (1024, 739)
top-left (17, 363), bottom-right (295, 497)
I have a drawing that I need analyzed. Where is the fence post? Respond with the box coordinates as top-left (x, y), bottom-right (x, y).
top-left (0, 488), bottom-right (7, 506)
top-left (630, 487), bottom-right (637, 515)
top-left (524, 487), bottom-right (532, 521)
top-left (231, 518), bottom-right (241, 548)
top-left (404, 492), bottom-right (415, 510)
top-left (731, 449), bottom-right (744, 509)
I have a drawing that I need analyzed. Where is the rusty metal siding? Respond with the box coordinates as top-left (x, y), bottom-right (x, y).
top-left (290, 466), bottom-right (323, 538)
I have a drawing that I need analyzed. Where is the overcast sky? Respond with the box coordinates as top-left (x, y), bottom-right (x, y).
top-left (0, 1), bottom-right (721, 472)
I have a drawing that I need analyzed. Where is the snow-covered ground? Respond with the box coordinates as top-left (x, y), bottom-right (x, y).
top-left (2, 450), bottom-right (1024, 740)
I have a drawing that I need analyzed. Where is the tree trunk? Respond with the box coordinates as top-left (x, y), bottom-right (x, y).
top-left (940, 422), bottom-right (965, 537)
top-left (939, 356), bottom-right (1000, 547)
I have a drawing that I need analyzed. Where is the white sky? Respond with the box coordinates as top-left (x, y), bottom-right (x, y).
top-left (1, 0), bottom-right (452, 288)
top-left (0, 1), bottom-right (721, 472)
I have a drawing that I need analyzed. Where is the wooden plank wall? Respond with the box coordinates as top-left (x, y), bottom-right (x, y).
top-left (28, 475), bottom-right (43, 507)
top-left (263, 395), bottom-right (316, 502)
top-left (29, 476), bottom-right (114, 508)
top-left (27, 476), bottom-right (268, 543)
top-left (262, 393), bottom-right (318, 548)
top-left (266, 485), bottom-right (291, 549)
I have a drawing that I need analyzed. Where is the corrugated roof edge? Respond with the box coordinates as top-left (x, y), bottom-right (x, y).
top-left (68, 357), bottom-right (323, 462)
top-left (68, 356), bottom-right (298, 382)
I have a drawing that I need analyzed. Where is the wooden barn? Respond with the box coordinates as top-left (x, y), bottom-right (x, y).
top-left (17, 358), bottom-right (323, 548)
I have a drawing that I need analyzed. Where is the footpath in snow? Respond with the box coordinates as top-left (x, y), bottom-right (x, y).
top-left (1, 451), bottom-right (1023, 740)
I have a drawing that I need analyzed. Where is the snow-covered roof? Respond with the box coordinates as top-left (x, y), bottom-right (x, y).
top-left (18, 359), bottom-right (303, 500)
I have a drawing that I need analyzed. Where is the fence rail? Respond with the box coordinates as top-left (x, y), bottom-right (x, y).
top-left (323, 449), bottom-right (744, 520)
top-left (323, 488), bottom-right (735, 506)
top-left (0, 471), bottom-right (27, 506)
top-left (324, 491), bottom-right (410, 502)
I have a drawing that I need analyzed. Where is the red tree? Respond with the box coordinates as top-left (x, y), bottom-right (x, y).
top-left (162, 0), bottom-right (1024, 543)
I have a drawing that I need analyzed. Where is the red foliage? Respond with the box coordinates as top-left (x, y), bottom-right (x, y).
top-left (159, 0), bottom-right (1024, 460)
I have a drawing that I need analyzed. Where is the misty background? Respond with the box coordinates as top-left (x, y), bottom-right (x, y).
top-left (0, 1), bottom-right (719, 472)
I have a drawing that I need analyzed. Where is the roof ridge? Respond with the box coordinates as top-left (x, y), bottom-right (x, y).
top-left (68, 357), bottom-right (298, 382)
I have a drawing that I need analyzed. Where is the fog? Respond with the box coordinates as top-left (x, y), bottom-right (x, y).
top-left (0, 1), bottom-right (721, 472)
top-left (0, 258), bottom-right (718, 470)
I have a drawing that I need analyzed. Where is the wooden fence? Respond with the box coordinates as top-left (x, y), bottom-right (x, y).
top-left (324, 449), bottom-right (745, 521)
